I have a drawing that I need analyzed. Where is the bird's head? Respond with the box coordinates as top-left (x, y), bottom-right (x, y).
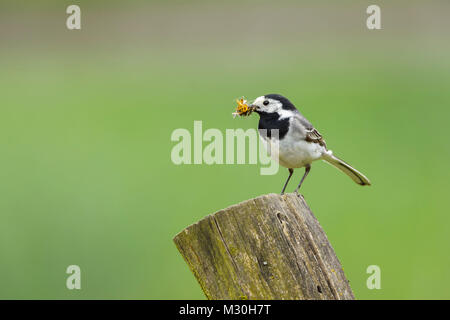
top-left (249, 94), bottom-right (297, 116)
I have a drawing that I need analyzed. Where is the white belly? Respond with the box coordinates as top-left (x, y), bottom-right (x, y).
top-left (261, 135), bottom-right (328, 169)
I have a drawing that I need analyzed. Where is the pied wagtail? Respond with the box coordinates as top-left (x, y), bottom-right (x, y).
top-left (245, 94), bottom-right (371, 194)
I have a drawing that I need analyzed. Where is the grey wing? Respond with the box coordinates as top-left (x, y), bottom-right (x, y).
top-left (293, 113), bottom-right (327, 148)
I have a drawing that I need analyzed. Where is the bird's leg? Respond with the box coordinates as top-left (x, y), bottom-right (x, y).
top-left (280, 168), bottom-right (294, 195)
top-left (294, 164), bottom-right (311, 195)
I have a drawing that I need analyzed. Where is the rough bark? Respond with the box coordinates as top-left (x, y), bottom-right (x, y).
top-left (173, 193), bottom-right (355, 300)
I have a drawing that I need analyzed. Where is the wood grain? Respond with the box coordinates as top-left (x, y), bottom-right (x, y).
top-left (173, 193), bottom-right (354, 300)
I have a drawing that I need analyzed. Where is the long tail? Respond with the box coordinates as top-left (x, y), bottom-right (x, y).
top-left (323, 153), bottom-right (371, 186)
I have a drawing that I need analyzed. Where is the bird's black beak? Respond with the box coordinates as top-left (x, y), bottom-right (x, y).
top-left (249, 105), bottom-right (258, 113)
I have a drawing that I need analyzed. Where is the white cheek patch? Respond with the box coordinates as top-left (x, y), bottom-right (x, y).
top-left (252, 97), bottom-right (281, 113)
top-left (265, 99), bottom-right (282, 113)
top-left (278, 109), bottom-right (295, 120)
top-left (253, 96), bottom-right (266, 108)
top-left (253, 97), bottom-right (292, 116)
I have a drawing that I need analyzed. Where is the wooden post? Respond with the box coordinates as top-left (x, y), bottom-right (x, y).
top-left (173, 193), bottom-right (355, 300)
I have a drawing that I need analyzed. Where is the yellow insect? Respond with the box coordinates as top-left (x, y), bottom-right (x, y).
top-left (232, 98), bottom-right (254, 118)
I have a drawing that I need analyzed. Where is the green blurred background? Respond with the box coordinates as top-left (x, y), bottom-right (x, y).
top-left (0, 0), bottom-right (449, 299)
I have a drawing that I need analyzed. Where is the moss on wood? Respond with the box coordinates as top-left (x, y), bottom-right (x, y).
top-left (173, 193), bottom-right (355, 300)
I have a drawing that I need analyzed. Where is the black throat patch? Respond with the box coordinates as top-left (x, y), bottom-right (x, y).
top-left (257, 111), bottom-right (290, 140)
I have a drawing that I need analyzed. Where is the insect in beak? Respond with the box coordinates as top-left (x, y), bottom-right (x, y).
top-left (232, 98), bottom-right (256, 118)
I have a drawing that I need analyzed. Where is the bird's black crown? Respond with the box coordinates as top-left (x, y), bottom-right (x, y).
top-left (264, 94), bottom-right (297, 111)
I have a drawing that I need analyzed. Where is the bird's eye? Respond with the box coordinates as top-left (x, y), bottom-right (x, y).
top-left (263, 100), bottom-right (269, 106)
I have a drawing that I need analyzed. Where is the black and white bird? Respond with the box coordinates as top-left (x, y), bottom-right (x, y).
top-left (248, 94), bottom-right (371, 194)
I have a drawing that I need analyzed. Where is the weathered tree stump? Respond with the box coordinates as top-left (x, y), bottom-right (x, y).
top-left (173, 193), bottom-right (354, 300)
